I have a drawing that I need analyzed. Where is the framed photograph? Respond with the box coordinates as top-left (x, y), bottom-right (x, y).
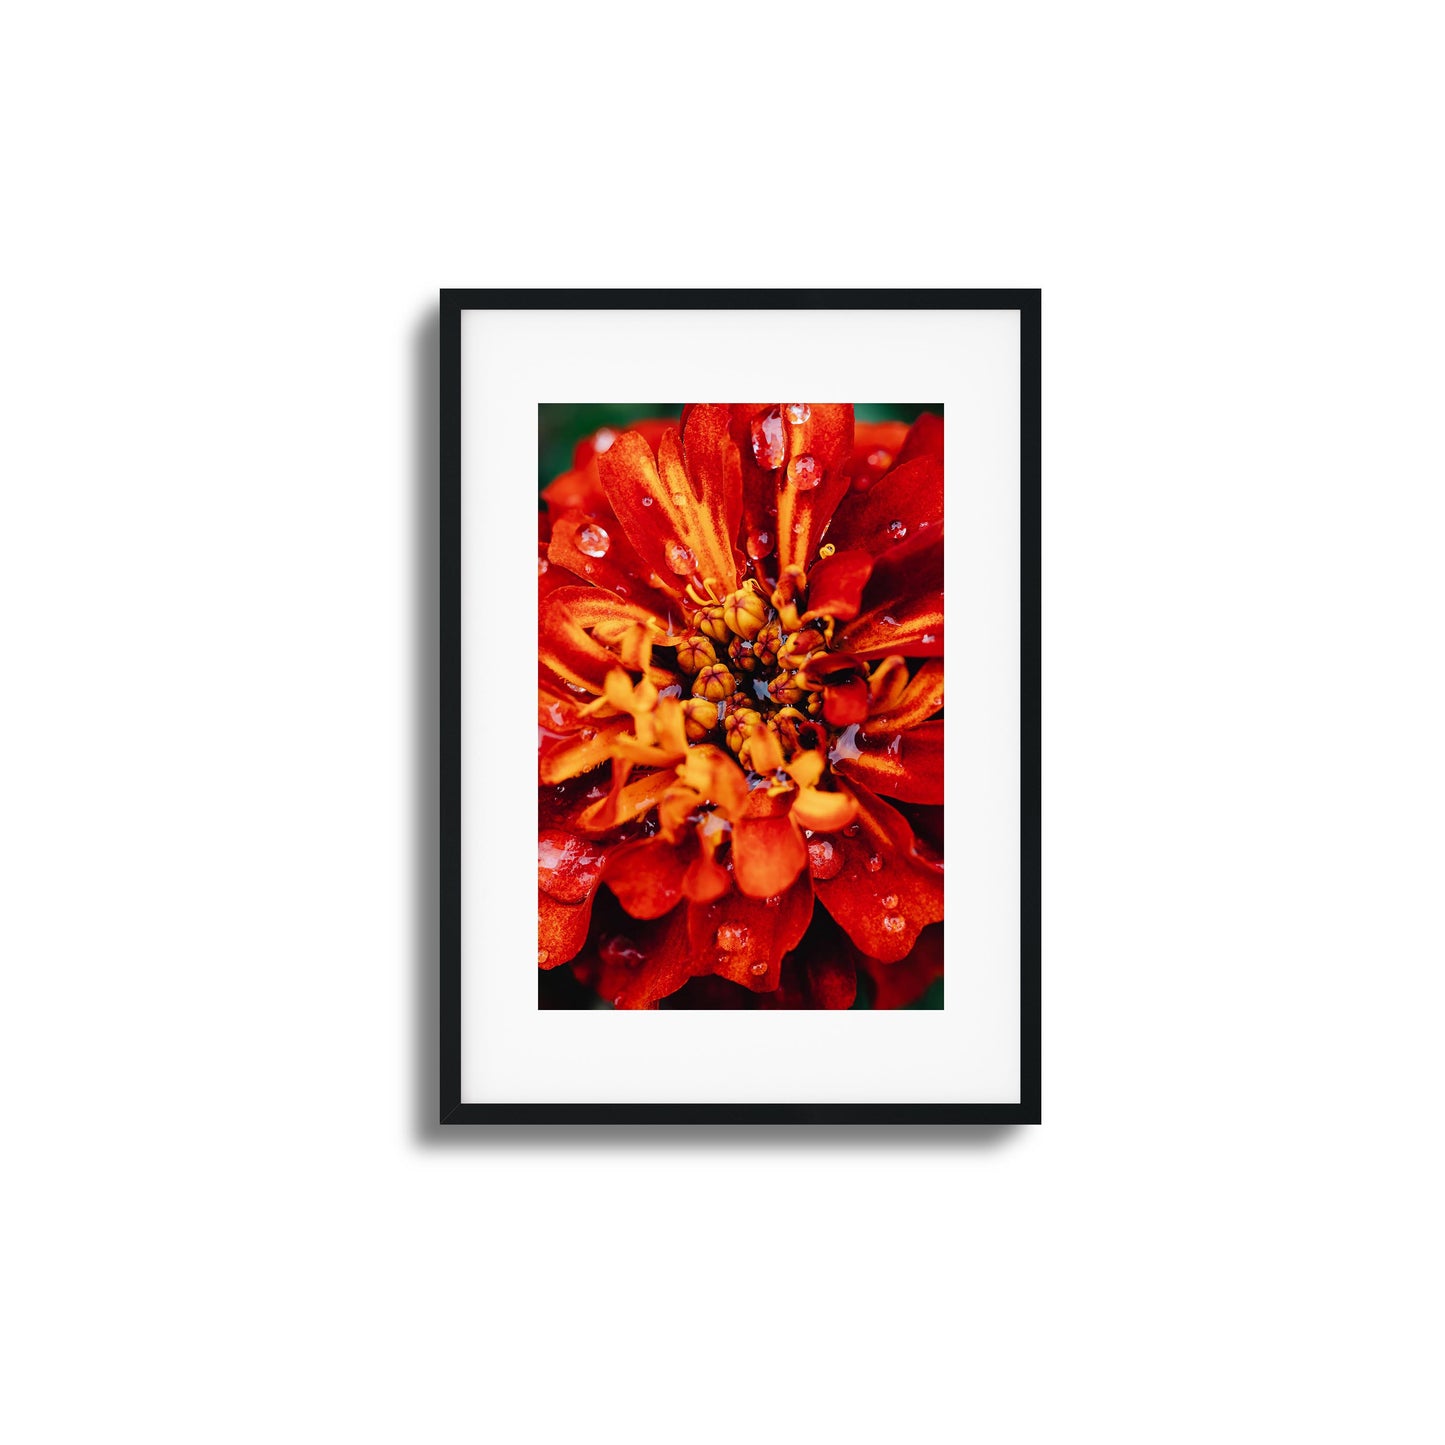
top-left (441, 289), bottom-right (1039, 1124)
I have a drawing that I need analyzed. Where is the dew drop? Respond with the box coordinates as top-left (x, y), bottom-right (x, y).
top-left (787, 453), bottom-right (820, 489)
top-left (882, 914), bottom-right (906, 935)
top-left (843, 821), bottom-right (862, 838)
top-left (671, 491), bottom-right (688, 507)
top-left (601, 935), bottom-right (646, 969)
top-left (751, 408), bottom-right (786, 469)
top-left (576, 522), bottom-right (611, 558)
top-left (716, 922), bottom-right (751, 953)
top-left (867, 448), bottom-right (893, 469)
top-left (886, 519), bottom-right (907, 543)
top-left (538, 829), bottom-right (607, 903)
top-left (746, 528), bottom-right (773, 560)
top-left (784, 402), bottom-right (811, 424)
top-left (613, 995), bottom-right (625, 1007)
top-left (808, 837), bottom-right (844, 880)
top-left (792, 522), bottom-right (803, 535)
top-left (537, 948), bottom-right (549, 965)
top-left (748, 961), bottom-right (768, 977)
top-left (641, 495), bottom-right (653, 507)
top-left (921, 632), bottom-right (936, 645)
top-left (583, 562), bottom-right (594, 574)
top-left (881, 893), bottom-right (899, 909)
top-left (537, 557), bottom-right (549, 576)
top-left (864, 852), bottom-right (884, 873)
top-left (664, 540), bottom-right (697, 575)
top-left (764, 894), bottom-right (781, 909)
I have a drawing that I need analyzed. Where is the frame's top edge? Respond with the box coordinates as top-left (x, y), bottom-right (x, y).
top-left (439, 287), bottom-right (1040, 312)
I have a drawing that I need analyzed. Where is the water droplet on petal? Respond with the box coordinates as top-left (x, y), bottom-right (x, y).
top-left (882, 914), bottom-right (906, 935)
top-left (751, 408), bottom-right (786, 469)
top-left (764, 894), bottom-right (780, 909)
top-left (881, 893), bottom-right (899, 909)
top-left (538, 829), bottom-right (607, 902)
top-left (921, 632), bottom-right (936, 645)
top-left (746, 528), bottom-right (773, 560)
top-left (537, 948), bottom-right (549, 965)
top-left (868, 448), bottom-right (893, 469)
top-left (843, 821), bottom-right (861, 838)
top-left (808, 837), bottom-right (844, 880)
top-left (787, 453), bottom-right (820, 489)
top-left (671, 491), bottom-right (688, 507)
top-left (613, 995), bottom-right (625, 1007)
top-left (748, 961), bottom-right (768, 977)
top-left (601, 935), bottom-right (646, 969)
top-left (792, 523), bottom-right (803, 535)
top-left (537, 557), bottom-right (549, 576)
top-left (784, 403), bottom-right (811, 424)
top-left (576, 522), bottom-right (611, 558)
top-left (583, 562), bottom-right (594, 574)
top-left (886, 519), bottom-right (907, 543)
top-left (641, 495), bottom-right (653, 507)
top-left (664, 540), bottom-right (697, 575)
top-left (864, 852), bottom-right (884, 873)
top-left (716, 923), bottom-right (751, 953)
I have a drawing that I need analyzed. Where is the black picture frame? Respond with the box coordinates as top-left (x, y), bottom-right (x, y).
top-left (440, 288), bottom-right (1040, 1125)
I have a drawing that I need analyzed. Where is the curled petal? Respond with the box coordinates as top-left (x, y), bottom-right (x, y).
top-left (576, 767), bottom-right (675, 834)
top-left (603, 836), bottom-right (692, 919)
top-left (540, 587), bottom-right (673, 692)
top-left (834, 721), bottom-right (944, 805)
top-left (866, 658), bottom-right (944, 736)
top-left (731, 789), bottom-right (808, 899)
top-left (802, 548), bottom-right (875, 623)
top-left (676, 744), bottom-right (748, 817)
top-left (811, 782), bottom-right (943, 962)
top-left (866, 656), bottom-right (911, 714)
top-left (686, 871), bottom-right (813, 992)
top-left (822, 675), bottom-right (869, 726)
top-left (539, 715), bottom-right (632, 784)
top-left (790, 785), bottom-right (858, 833)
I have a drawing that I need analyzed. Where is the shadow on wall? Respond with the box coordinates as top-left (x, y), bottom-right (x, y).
top-left (408, 312), bottom-right (1015, 1150)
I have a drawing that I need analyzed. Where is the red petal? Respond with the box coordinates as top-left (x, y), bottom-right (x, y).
top-left (761, 911), bottom-right (859, 1009)
top-left (835, 589), bottom-right (943, 660)
top-left (687, 871), bottom-right (813, 992)
top-left (773, 404), bottom-right (855, 574)
top-left (730, 789), bottom-right (808, 899)
top-left (823, 456), bottom-right (943, 558)
top-left (811, 782), bottom-right (944, 962)
top-left (597, 906), bottom-right (709, 1009)
top-left (598, 412), bottom-right (741, 598)
top-left (547, 511), bottom-right (676, 615)
top-left (802, 548), bottom-right (874, 623)
top-left (576, 767), bottom-right (676, 834)
top-left (834, 721), bottom-right (944, 805)
top-left (539, 586), bottom-right (673, 693)
top-left (538, 715), bottom-right (632, 785)
top-left (865, 659), bottom-right (944, 736)
top-left (683, 848), bottom-right (731, 903)
top-left (603, 835), bottom-right (691, 919)
top-left (822, 675), bottom-right (869, 726)
top-left (893, 411), bottom-right (944, 469)
top-left (858, 922), bottom-right (944, 1009)
top-left (538, 887), bottom-right (595, 969)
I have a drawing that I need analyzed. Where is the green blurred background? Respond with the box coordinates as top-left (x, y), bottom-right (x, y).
top-left (538, 402), bottom-right (944, 1009)
top-left (538, 403), bottom-right (942, 493)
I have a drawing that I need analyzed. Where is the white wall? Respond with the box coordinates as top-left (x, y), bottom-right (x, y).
top-left (3, 4), bottom-right (1440, 1442)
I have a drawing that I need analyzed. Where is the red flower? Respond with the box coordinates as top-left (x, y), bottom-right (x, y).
top-left (538, 405), bottom-right (945, 1008)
